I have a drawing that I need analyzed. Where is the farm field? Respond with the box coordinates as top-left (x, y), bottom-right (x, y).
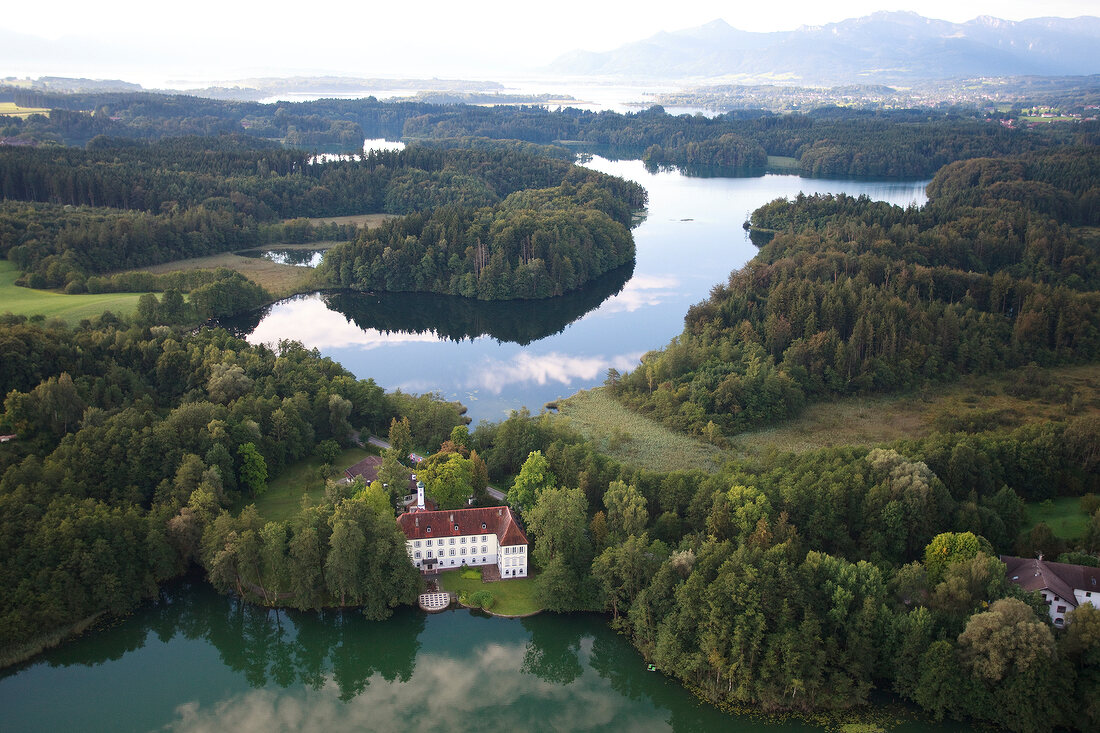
top-left (0, 102), bottom-right (50, 118)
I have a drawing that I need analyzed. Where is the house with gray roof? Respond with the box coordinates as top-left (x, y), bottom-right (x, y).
top-left (1001, 555), bottom-right (1100, 626)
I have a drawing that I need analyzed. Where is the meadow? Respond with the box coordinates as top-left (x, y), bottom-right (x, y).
top-left (0, 260), bottom-right (142, 323)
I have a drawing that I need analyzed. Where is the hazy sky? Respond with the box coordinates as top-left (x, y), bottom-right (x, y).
top-left (3, 0), bottom-right (1099, 81)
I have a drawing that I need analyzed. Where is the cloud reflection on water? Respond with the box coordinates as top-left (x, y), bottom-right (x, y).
top-left (166, 641), bottom-right (666, 733)
top-left (594, 274), bottom-right (681, 314)
top-left (248, 296), bottom-right (448, 350)
top-left (467, 351), bottom-right (644, 394)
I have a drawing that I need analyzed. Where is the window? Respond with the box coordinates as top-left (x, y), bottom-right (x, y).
top-left (1057, 605), bottom-right (1067, 613)
top-left (414, 540), bottom-right (421, 548)
top-left (449, 538), bottom-right (455, 545)
top-left (461, 548), bottom-right (466, 555)
top-left (1056, 618), bottom-right (1064, 626)
top-left (518, 546), bottom-right (524, 554)
top-left (481, 546), bottom-right (487, 554)
top-left (426, 526), bottom-right (432, 533)
top-left (427, 550), bottom-right (433, 558)
top-left (481, 522), bottom-right (486, 530)
top-left (460, 537), bottom-right (466, 544)
top-left (450, 549), bottom-right (455, 556)
top-left (414, 551), bottom-right (421, 559)
top-left (482, 535), bottom-right (488, 542)
top-left (454, 524), bottom-right (459, 531)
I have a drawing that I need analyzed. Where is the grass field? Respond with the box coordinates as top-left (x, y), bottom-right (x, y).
top-left (131, 245), bottom-right (336, 298)
top-left (767, 155), bottom-right (801, 170)
top-left (438, 570), bottom-right (542, 616)
top-left (0, 102), bottom-right (50, 118)
top-left (246, 446), bottom-right (376, 521)
top-left (555, 365), bottom-right (1100, 466)
top-left (554, 388), bottom-right (727, 473)
top-left (1022, 497), bottom-right (1092, 540)
top-left (731, 364), bottom-right (1100, 457)
top-left (0, 260), bottom-right (143, 323)
top-left (289, 213), bottom-right (395, 228)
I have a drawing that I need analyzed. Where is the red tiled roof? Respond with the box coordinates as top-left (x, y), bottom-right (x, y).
top-left (397, 506), bottom-right (528, 546)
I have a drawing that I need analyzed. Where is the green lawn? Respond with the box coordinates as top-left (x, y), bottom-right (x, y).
top-left (1023, 497), bottom-right (1092, 539)
top-left (0, 260), bottom-right (144, 323)
top-left (438, 569), bottom-right (543, 616)
top-left (246, 446), bottom-right (376, 521)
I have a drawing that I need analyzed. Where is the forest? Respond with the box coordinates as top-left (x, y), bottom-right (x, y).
top-left (2, 88), bottom-right (1099, 732)
top-left (0, 137), bottom-right (643, 301)
top-left (611, 147), bottom-right (1100, 437)
top-left (4, 86), bottom-right (1093, 177)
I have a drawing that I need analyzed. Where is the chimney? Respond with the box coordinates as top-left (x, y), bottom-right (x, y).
top-left (417, 480), bottom-right (425, 510)
top-left (497, 508), bottom-right (502, 516)
top-left (449, 513), bottom-right (454, 524)
top-left (415, 516), bottom-right (419, 528)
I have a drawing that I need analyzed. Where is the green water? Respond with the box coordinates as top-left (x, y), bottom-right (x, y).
top-left (0, 580), bottom-right (972, 732)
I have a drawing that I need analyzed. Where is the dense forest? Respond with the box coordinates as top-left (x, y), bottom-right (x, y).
top-left (4, 87), bottom-right (1092, 177)
top-left (432, 406), bottom-right (1098, 733)
top-left (0, 136), bottom-right (642, 299)
top-left (0, 314), bottom-right (473, 656)
top-left (3, 87), bottom-right (1099, 732)
top-left (317, 179), bottom-right (641, 300)
top-left (610, 147), bottom-right (1100, 437)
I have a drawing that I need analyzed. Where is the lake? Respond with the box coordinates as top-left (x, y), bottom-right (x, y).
top-left (224, 155), bottom-right (929, 425)
top-left (0, 579), bottom-right (971, 733)
top-left (0, 156), bottom-right (963, 733)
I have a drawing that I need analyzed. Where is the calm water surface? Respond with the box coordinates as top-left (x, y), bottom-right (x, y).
top-left (226, 156), bottom-right (928, 424)
top-left (0, 580), bottom-right (970, 733)
top-left (0, 161), bottom-right (964, 733)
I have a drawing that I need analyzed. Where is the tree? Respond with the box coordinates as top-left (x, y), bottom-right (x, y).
top-left (959, 598), bottom-right (1055, 684)
top-left (525, 487), bottom-right (591, 572)
top-left (418, 452), bottom-right (473, 509)
top-left (388, 416), bottom-right (413, 458)
top-left (508, 450), bottom-right (556, 515)
top-left (237, 442), bottom-right (268, 497)
top-left (315, 439), bottom-right (341, 465)
top-left (326, 515), bottom-right (366, 606)
top-left (923, 531), bottom-right (994, 584)
top-left (328, 393), bottom-right (353, 443)
top-left (603, 480), bottom-right (648, 542)
top-left (206, 363), bottom-right (251, 404)
top-left (449, 424), bottom-right (470, 450)
top-left (379, 449), bottom-right (411, 502)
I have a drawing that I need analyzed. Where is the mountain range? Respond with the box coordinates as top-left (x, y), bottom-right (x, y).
top-left (548, 12), bottom-right (1100, 84)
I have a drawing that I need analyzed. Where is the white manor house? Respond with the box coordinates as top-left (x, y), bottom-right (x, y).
top-left (397, 495), bottom-right (529, 579)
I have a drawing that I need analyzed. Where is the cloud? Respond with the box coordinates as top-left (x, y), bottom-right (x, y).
top-left (164, 637), bottom-right (667, 733)
top-left (467, 351), bottom-right (643, 394)
top-left (595, 274), bottom-right (680, 314)
top-left (247, 296), bottom-right (447, 351)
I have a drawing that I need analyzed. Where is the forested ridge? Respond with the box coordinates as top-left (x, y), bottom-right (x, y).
top-left (610, 147), bottom-right (1100, 437)
top-left (0, 136), bottom-right (642, 300)
top-left (4, 87), bottom-right (1091, 177)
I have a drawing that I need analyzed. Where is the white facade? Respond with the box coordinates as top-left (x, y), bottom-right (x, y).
top-left (499, 544), bottom-right (528, 578)
top-left (407, 532), bottom-right (499, 570)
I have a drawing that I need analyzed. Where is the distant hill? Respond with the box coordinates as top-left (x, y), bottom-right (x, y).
top-left (548, 12), bottom-right (1100, 84)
